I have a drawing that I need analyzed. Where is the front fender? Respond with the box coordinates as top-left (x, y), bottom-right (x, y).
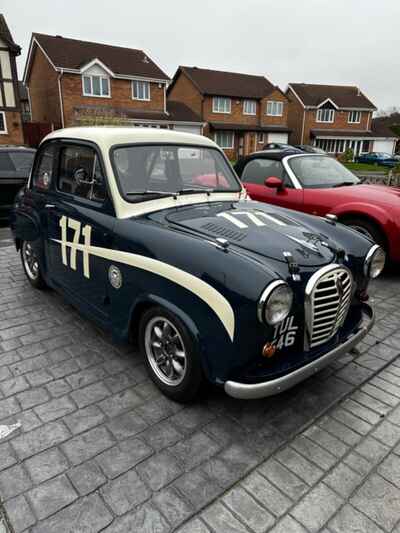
top-left (330, 201), bottom-right (392, 228)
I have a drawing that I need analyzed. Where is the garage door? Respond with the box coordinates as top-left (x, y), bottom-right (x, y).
top-left (173, 125), bottom-right (202, 136)
top-left (372, 139), bottom-right (395, 154)
top-left (267, 132), bottom-right (289, 144)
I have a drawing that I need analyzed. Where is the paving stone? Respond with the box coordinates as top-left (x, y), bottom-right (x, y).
top-left (176, 518), bottom-right (211, 533)
top-left (65, 365), bottom-right (108, 389)
top-left (202, 416), bottom-right (246, 446)
top-left (25, 370), bottom-right (53, 387)
top-left (324, 462), bottom-right (363, 498)
top-left (0, 396), bottom-right (20, 421)
top-left (351, 390), bottom-right (392, 416)
top-left (101, 469), bottom-right (151, 516)
top-left (45, 379), bottom-right (71, 398)
top-left (103, 502), bottom-right (169, 533)
top-left (61, 425), bottom-right (115, 465)
top-left (99, 388), bottom-right (143, 417)
top-left (371, 419), bottom-right (400, 447)
top-left (275, 446), bottom-right (324, 485)
top-left (304, 425), bottom-right (349, 458)
top-left (28, 474), bottom-right (78, 520)
top-left (344, 451), bottom-right (373, 476)
top-left (34, 395), bottom-right (76, 422)
top-left (136, 397), bottom-right (177, 424)
top-left (371, 376), bottom-right (400, 398)
top-left (335, 362), bottom-right (373, 386)
top-left (169, 405), bottom-right (216, 435)
top-left (17, 387), bottom-right (50, 410)
top-left (96, 437), bottom-right (153, 479)
top-left (0, 376), bottom-right (29, 397)
top-left (291, 435), bottom-right (337, 470)
top-left (152, 487), bottom-right (193, 528)
top-left (330, 407), bottom-right (373, 435)
top-left (318, 415), bottom-right (362, 446)
top-left (3, 495), bottom-right (36, 533)
top-left (67, 460), bottom-right (106, 495)
top-left (0, 464), bottom-right (32, 500)
top-left (64, 404), bottom-right (106, 435)
top-left (170, 431), bottom-right (221, 470)
top-left (329, 503), bottom-right (386, 533)
top-left (388, 404), bottom-right (400, 426)
top-left (106, 409), bottom-right (148, 441)
top-left (351, 473), bottom-right (400, 530)
top-left (223, 486), bottom-right (275, 533)
top-left (31, 493), bottom-right (113, 533)
top-left (259, 458), bottom-right (308, 500)
top-left (12, 421), bottom-right (71, 460)
top-left (202, 501), bottom-right (249, 533)
top-left (141, 419), bottom-right (182, 450)
top-left (242, 471), bottom-right (292, 517)
top-left (174, 468), bottom-right (223, 511)
top-left (378, 453), bottom-right (400, 489)
top-left (200, 455), bottom-right (246, 489)
top-left (137, 449), bottom-right (182, 491)
top-left (342, 398), bottom-right (383, 425)
top-left (354, 436), bottom-right (390, 463)
top-left (291, 482), bottom-right (343, 532)
top-left (269, 516), bottom-right (307, 533)
top-left (0, 442), bottom-right (17, 471)
top-left (49, 359), bottom-right (80, 379)
top-left (24, 447), bottom-right (69, 484)
top-left (70, 382), bottom-right (110, 409)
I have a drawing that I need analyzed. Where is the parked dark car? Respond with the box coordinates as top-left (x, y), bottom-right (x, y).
top-left (295, 145), bottom-right (326, 154)
top-left (0, 146), bottom-right (36, 222)
top-left (262, 142), bottom-right (300, 152)
top-left (11, 128), bottom-right (383, 402)
top-left (356, 152), bottom-right (398, 167)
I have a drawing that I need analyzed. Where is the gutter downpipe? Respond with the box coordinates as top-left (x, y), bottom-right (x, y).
top-left (58, 69), bottom-right (65, 128)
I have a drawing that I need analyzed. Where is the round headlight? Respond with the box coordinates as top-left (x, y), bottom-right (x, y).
top-left (258, 281), bottom-right (293, 326)
top-left (364, 245), bottom-right (386, 279)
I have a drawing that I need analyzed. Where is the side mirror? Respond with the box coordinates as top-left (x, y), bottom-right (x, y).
top-left (265, 176), bottom-right (284, 191)
top-left (74, 167), bottom-right (93, 186)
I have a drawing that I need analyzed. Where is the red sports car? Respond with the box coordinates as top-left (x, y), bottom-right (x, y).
top-left (234, 151), bottom-right (400, 262)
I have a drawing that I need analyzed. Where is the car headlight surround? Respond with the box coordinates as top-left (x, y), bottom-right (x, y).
top-left (258, 281), bottom-right (293, 326)
top-left (364, 244), bottom-right (386, 279)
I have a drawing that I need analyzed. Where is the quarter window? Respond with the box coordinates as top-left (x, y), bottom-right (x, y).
top-left (58, 145), bottom-right (106, 202)
top-left (215, 131), bottom-right (234, 149)
top-left (32, 144), bottom-right (56, 191)
top-left (213, 97), bottom-right (231, 114)
top-left (132, 81), bottom-right (150, 100)
top-left (0, 111), bottom-right (7, 133)
top-left (243, 100), bottom-right (256, 115)
top-left (348, 111), bottom-right (361, 123)
top-left (266, 101), bottom-right (283, 116)
top-left (82, 75), bottom-right (110, 97)
top-left (241, 158), bottom-right (291, 186)
top-left (316, 108), bottom-right (335, 122)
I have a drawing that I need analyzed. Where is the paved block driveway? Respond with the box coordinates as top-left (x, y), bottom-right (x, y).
top-left (0, 244), bottom-right (399, 532)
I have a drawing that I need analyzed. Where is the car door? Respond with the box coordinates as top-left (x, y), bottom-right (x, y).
top-left (240, 157), bottom-right (304, 210)
top-left (45, 141), bottom-right (115, 327)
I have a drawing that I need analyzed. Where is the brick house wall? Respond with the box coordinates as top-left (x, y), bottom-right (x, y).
top-left (61, 75), bottom-right (165, 127)
top-left (27, 45), bottom-right (62, 127)
top-left (286, 91), bottom-right (304, 144)
top-left (166, 72), bottom-right (203, 115)
top-left (260, 89), bottom-right (289, 127)
top-left (203, 96), bottom-right (259, 126)
top-left (1, 111), bottom-right (24, 144)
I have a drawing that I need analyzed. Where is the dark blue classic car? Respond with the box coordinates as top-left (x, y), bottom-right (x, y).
top-left (356, 152), bottom-right (398, 167)
top-left (11, 128), bottom-right (385, 402)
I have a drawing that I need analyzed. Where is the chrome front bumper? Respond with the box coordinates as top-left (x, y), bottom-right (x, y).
top-left (224, 304), bottom-right (374, 400)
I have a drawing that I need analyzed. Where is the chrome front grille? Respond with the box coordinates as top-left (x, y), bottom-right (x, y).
top-left (305, 265), bottom-right (353, 349)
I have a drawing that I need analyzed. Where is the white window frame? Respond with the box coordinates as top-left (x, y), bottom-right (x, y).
top-left (257, 132), bottom-right (264, 143)
top-left (266, 101), bottom-right (283, 116)
top-left (82, 75), bottom-right (111, 98)
top-left (212, 97), bottom-right (231, 114)
top-left (316, 108), bottom-right (335, 123)
top-left (0, 111), bottom-right (7, 134)
top-left (243, 100), bottom-right (256, 115)
top-left (215, 131), bottom-right (234, 149)
top-left (348, 110), bottom-right (361, 124)
top-left (132, 80), bottom-right (151, 101)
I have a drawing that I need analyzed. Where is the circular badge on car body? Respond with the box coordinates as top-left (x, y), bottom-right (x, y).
top-left (108, 265), bottom-right (122, 289)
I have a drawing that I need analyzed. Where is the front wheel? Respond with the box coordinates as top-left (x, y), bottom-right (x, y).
top-left (139, 307), bottom-right (204, 402)
top-left (21, 241), bottom-right (47, 289)
top-left (343, 217), bottom-right (387, 253)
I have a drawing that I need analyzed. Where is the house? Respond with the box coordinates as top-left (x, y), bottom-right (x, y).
top-left (23, 33), bottom-right (203, 134)
top-left (286, 83), bottom-right (398, 156)
top-left (0, 14), bottom-right (24, 145)
top-left (371, 113), bottom-right (400, 154)
top-left (167, 66), bottom-right (291, 159)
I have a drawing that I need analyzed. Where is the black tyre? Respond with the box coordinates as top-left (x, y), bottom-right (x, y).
top-left (21, 241), bottom-right (47, 289)
top-left (342, 217), bottom-right (386, 251)
top-left (139, 306), bottom-right (203, 402)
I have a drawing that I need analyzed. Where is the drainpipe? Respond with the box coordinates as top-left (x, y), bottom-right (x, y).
top-left (57, 70), bottom-right (65, 128)
top-left (301, 108), bottom-right (306, 144)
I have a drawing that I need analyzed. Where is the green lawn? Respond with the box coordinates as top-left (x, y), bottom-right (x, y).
top-left (344, 162), bottom-right (389, 173)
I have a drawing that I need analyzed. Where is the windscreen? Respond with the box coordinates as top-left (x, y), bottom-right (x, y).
top-left (112, 144), bottom-right (241, 200)
top-left (0, 151), bottom-right (35, 178)
top-left (288, 155), bottom-right (360, 188)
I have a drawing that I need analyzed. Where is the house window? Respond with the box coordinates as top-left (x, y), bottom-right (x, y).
top-left (257, 132), bottom-right (264, 143)
top-left (348, 111), bottom-right (361, 123)
top-left (212, 97), bottom-right (231, 114)
top-left (132, 81), bottom-right (150, 100)
top-left (266, 101), bottom-right (283, 116)
top-left (82, 75), bottom-right (110, 97)
top-left (0, 112), bottom-right (6, 134)
top-left (316, 108), bottom-right (335, 123)
top-left (243, 100), bottom-right (256, 115)
top-left (215, 131), bottom-right (234, 149)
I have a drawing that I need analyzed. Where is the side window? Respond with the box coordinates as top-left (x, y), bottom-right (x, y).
top-left (32, 144), bottom-right (55, 191)
top-left (241, 159), bottom-right (291, 186)
top-left (58, 145), bottom-right (106, 203)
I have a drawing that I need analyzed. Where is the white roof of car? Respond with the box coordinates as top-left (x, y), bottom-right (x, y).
top-left (44, 127), bottom-right (216, 150)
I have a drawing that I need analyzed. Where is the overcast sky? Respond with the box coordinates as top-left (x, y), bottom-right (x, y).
top-left (3, 0), bottom-right (399, 111)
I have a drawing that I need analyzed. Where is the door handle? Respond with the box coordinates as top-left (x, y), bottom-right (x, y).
top-left (45, 204), bottom-right (55, 209)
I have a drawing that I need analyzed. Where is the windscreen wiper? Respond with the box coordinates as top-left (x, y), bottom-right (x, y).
top-left (332, 182), bottom-right (356, 188)
top-left (178, 188), bottom-right (214, 195)
top-left (125, 190), bottom-right (178, 197)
